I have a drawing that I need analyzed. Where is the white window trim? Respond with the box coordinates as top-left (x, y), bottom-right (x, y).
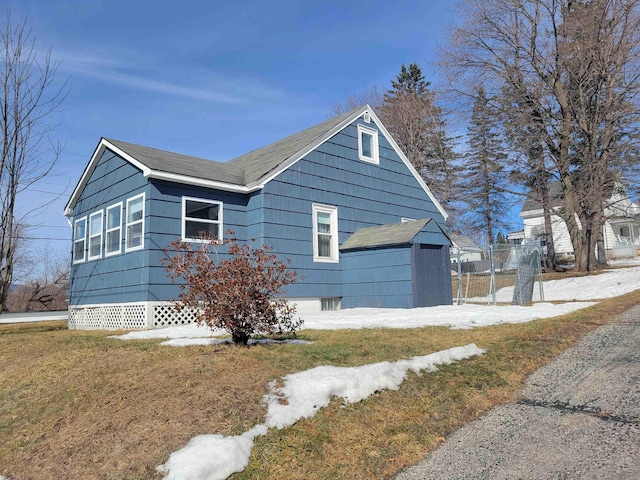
top-left (88, 210), bottom-right (104, 261)
top-left (312, 203), bottom-right (339, 263)
top-left (105, 202), bottom-right (123, 257)
top-left (125, 193), bottom-right (145, 252)
top-left (181, 196), bottom-right (224, 242)
top-left (73, 216), bottom-right (87, 264)
top-left (357, 124), bottom-right (379, 164)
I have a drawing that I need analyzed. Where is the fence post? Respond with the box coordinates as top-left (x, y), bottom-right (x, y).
top-left (457, 247), bottom-right (463, 305)
top-left (489, 244), bottom-right (496, 305)
top-left (536, 248), bottom-right (545, 302)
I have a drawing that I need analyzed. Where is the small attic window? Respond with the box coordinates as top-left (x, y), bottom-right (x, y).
top-left (358, 124), bottom-right (379, 164)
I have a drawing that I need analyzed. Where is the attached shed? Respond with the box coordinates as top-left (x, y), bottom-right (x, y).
top-left (340, 219), bottom-right (452, 308)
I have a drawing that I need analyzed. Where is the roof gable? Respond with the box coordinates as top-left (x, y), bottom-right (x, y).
top-left (66, 106), bottom-right (448, 220)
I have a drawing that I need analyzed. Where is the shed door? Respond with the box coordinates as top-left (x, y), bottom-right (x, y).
top-left (412, 244), bottom-right (452, 307)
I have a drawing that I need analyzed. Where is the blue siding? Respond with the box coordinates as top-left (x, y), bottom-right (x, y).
top-left (254, 117), bottom-right (446, 301)
top-left (145, 181), bottom-right (250, 301)
top-left (70, 150), bottom-right (151, 305)
top-left (412, 221), bottom-right (451, 246)
top-left (342, 247), bottom-right (413, 308)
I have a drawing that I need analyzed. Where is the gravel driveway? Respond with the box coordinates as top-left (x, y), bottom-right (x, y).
top-left (394, 304), bottom-right (640, 480)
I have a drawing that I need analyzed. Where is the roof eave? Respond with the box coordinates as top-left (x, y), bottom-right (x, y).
top-left (145, 171), bottom-right (258, 193)
top-left (66, 138), bottom-right (152, 217)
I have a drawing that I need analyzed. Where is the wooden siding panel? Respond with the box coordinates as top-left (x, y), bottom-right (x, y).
top-left (342, 247), bottom-right (414, 308)
top-left (411, 244), bottom-right (452, 307)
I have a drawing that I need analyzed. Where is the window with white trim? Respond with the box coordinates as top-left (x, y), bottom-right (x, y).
top-left (312, 204), bottom-right (338, 263)
top-left (105, 202), bottom-right (122, 256)
top-left (358, 124), bottom-right (379, 164)
top-left (88, 211), bottom-right (103, 260)
top-left (182, 197), bottom-right (223, 242)
top-left (73, 217), bottom-right (87, 264)
top-left (125, 193), bottom-right (145, 251)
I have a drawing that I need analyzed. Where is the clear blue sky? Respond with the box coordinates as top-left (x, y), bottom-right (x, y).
top-left (4, 0), bottom-right (477, 269)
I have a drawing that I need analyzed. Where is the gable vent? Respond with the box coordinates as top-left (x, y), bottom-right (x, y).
top-left (363, 112), bottom-right (371, 123)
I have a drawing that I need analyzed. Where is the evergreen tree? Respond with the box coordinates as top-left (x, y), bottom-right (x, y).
top-left (380, 63), bottom-right (461, 225)
top-left (462, 87), bottom-right (509, 243)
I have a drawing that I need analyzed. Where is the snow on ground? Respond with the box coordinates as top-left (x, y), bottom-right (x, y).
top-left (110, 262), bottom-right (639, 480)
top-left (156, 344), bottom-right (485, 480)
top-left (492, 264), bottom-right (640, 303)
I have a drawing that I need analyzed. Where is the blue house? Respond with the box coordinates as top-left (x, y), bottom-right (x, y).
top-left (65, 106), bottom-right (452, 329)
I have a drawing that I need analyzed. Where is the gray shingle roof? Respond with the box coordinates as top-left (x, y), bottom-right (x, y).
top-left (104, 106), bottom-right (364, 188)
top-left (449, 233), bottom-right (480, 250)
top-left (105, 138), bottom-right (245, 185)
top-left (340, 219), bottom-right (432, 251)
top-left (227, 107), bottom-right (362, 184)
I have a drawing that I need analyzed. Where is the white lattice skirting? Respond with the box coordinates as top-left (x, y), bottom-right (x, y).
top-left (68, 302), bottom-right (198, 330)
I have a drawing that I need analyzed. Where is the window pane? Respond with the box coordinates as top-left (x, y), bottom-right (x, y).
top-left (89, 238), bottom-right (101, 257)
top-left (74, 240), bottom-right (85, 260)
top-left (106, 230), bottom-right (120, 253)
top-left (186, 220), bottom-right (219, 239)
top-left (107, 207), bottom-right (121, 228)
top-left (90, 215), bottom-right (102, 235)
top-left (318, 234), bottom-right (331, 257)
top-left (361, 132), bottom-right (373, 158)
top-left (186, 200), bottom-right (219, 220)
top-left (127, 223), bottom-right (142, 249)
top-left (127, 197), bottom-right (143, 222)
top-left (74, 220), bottom-right (86, 241)
top-left (317, 212), bottom-right (331, 234)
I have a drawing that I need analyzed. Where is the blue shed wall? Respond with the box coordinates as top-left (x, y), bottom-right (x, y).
top-left (341, 247), bottom-right (414, 308)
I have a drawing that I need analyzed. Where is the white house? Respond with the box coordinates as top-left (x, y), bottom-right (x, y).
top-left (449, 233), bottom-right (483, 262)
top-left (520, 183), bottom-right (640, 259)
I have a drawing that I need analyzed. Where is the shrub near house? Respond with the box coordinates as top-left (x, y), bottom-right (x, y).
top-left (164, 233), bottom-right (301, 345)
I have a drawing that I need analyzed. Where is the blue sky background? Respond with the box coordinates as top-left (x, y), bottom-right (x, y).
top-left (4, 0), bottom-right (515, 272)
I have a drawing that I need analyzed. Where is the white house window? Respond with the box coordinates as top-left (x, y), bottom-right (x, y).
top-left (313, 204), bottom-right (338, 263)
top-left (358, 124), bottom-right (379, 164)
top-left (88, 211), bottom-right (103, 260)
top-left (73, 217), bottom-right (87, 264)
top-left (125, 193), bottom-right (145, 251)
top-left (182, 197), bottom-right (223, 242)
top-left (105, 202), bottom-right (122, 256)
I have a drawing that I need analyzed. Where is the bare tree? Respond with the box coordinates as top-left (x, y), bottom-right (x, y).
top-left (442, 0), bottom-right (640, 271)
top-left (5, 248), bottom-right (69, 312)
top-left (329, 85), bottom-right (384, 116)
top-left (0, 13), bottom-right (65, 311)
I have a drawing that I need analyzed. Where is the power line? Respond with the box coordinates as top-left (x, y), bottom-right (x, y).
top-left (22, 237), bottom-right (70, 241)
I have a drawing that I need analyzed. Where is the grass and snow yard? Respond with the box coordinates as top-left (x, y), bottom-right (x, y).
top-left (1, 263), bottom-right (639, 479)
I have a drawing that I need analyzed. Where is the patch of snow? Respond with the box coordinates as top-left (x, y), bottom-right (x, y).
top-left (157, 344), bottom-right (484, 480)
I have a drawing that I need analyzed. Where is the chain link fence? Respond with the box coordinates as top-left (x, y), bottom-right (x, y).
top-left (451, 244), bottom-right (544, 305)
